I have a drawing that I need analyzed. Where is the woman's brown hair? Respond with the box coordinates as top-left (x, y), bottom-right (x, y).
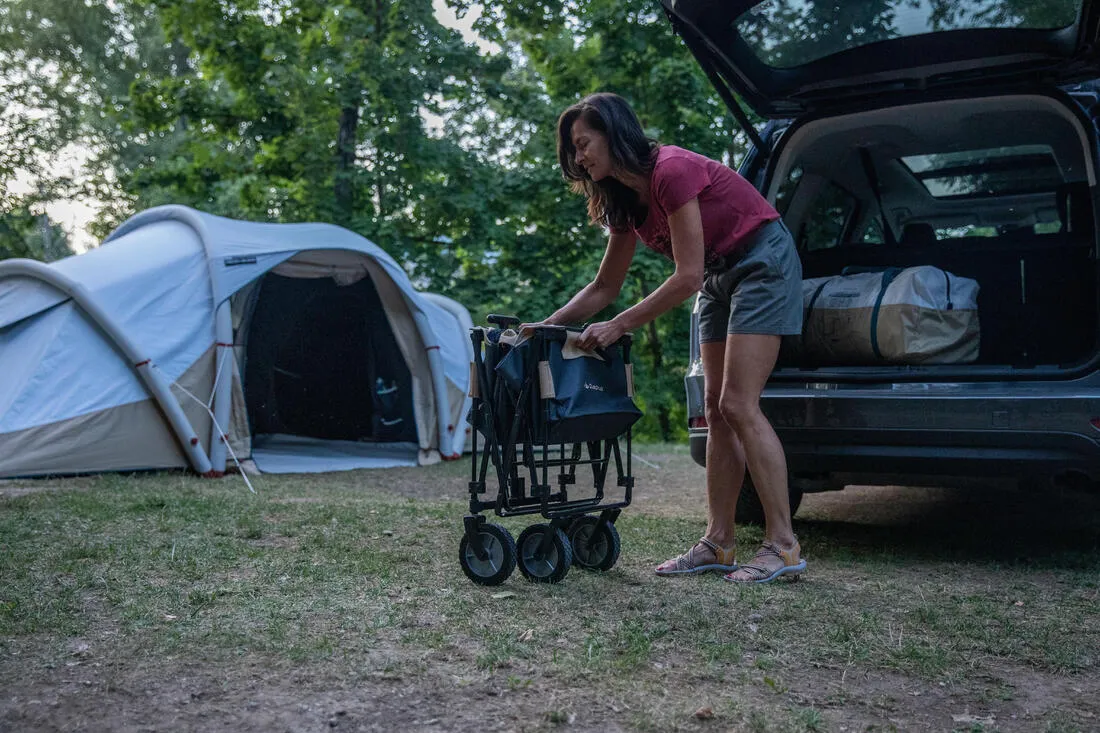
top-left (557, 92), bottom-right (659, 231)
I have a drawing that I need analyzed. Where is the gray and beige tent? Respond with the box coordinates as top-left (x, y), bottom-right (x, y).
top-left (0, 205), bottom-right (474, 477)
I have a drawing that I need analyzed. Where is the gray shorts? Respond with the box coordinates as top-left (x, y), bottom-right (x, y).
top-left (698, 218), bottom-right (803, 342)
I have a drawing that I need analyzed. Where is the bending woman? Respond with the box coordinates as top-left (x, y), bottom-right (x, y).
top-left (532, 92), bottom-right (806, 584)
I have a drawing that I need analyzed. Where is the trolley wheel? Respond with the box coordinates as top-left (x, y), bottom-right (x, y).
top-left (516, 524), bottom-right (572, 584)
top-left (459, 523), bottom-right (517, 586)
top-left (568, 516), bottom-right (621, 571)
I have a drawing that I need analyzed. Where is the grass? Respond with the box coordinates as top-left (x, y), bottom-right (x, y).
top-left (1, 451), bottom-right (1099, 731)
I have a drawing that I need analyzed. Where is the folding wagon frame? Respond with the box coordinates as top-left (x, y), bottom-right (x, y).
top-left (459, 315), bottom-right (635, 585)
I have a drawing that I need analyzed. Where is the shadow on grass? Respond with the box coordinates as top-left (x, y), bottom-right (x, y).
top-left (792, 482), bottom-right (1100, 568)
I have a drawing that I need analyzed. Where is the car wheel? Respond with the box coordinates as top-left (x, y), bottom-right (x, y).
top-left (737, 474), bottom-right (804, 526)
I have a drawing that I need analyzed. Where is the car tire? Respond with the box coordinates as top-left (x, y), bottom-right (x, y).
top-left (737, 474), bottom-right (804, 526)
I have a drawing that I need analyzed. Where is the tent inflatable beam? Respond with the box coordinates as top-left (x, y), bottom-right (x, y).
top-left (105, 206), bottom-right (234, 475)
top-left (0, 258), bottom-right (215, 475)
top-left (418, 323), bottom-right (460, 460)
top-left (206, 303), bottom-right (233, 474)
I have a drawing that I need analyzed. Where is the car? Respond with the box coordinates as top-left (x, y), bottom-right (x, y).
top-left (662, 0), bottom-right (1100, 522)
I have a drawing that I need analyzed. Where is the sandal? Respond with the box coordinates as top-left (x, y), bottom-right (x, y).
top-left (722, 539), bottom-right (806, 584)
top-left (655, 537), bottom-right (738, 576)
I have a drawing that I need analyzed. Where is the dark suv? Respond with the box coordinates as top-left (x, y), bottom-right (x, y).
top-left (663, 0), bottom-right (1100, 521)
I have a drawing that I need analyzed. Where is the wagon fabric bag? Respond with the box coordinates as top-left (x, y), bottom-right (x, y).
top-left (788, 265), bottom-right (980, 365)
top-left (495, 330), bottom-right (642, 443)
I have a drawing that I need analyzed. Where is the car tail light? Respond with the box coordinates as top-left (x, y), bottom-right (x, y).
top-left (689, 416), bottom-right (708, 430)
top-left (1091, 417), bottom-right (1100, 431)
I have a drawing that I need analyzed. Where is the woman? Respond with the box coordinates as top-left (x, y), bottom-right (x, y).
top-left (531, 92), bottom-right (806, 583)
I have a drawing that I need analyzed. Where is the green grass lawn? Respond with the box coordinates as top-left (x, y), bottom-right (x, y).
top-left (1, 454), bottom-right (1098, 732)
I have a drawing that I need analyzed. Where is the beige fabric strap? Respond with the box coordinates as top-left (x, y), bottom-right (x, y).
top-left (496, 329), bottom-right (524, 346)
top-left (561, 331), bottom-right (604, 361)
top-left (538, 360), bottom-right (556, 399)
top-left (737, 540), bottom-right (801, 578)
top-left (625, 363), bottom-right (634, 398)
top-left (698, 536), bottom-right (737, 566)
top-left (468, 362), bottom-right (479, 398)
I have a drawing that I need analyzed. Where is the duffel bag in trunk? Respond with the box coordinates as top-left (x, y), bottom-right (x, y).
top-left (788, 266), bottom-right (980, 365)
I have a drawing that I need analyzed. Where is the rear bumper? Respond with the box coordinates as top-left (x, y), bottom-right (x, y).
top-left (685, 376), bottom-right (1100, 481)
top-left (689, 427), bottom-right (1100, 480)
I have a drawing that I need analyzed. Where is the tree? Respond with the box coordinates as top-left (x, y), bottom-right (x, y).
top-left (0, 0), bottom-right (198, 240)
top-left (133, 0), bottom-right (511, 257)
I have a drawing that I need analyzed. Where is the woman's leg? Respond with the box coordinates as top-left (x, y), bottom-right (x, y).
top-left (719, 332), bottom-right (799, 579)
top-left (700, 339), bottom-right (745, 549)
top-left (655, 339), bottom-right (742, 573)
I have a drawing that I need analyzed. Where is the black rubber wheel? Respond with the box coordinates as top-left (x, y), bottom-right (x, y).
top-left (516, 524), bottom-right (572, 584)
top-left (567, 516), bottom-right (621, 571)
top-left (737, 475), bottom-right (804, 526)
top-left (459, 523), bottom-right (517, 586)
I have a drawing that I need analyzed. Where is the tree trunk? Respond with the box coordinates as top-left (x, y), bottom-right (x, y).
top-left (639, 277), bottom-right (672, 441)
top-left (168, 39), bottom-right (191, 78)
top-left (727, 140), bottom-right (741, 170)
top-left (335, 105), bottom-right (358, 225)
top-left (170, 40), bottom-right (192, 134)
top-left (372, 0), bottom-right (387, 220)
top-left (374, 142), bottom-right (386, 219)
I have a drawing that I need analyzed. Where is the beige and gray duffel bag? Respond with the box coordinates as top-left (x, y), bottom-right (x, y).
top-left (788, 266), bottom-right (980, 365)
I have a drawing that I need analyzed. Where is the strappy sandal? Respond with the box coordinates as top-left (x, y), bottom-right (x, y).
top-left (722, 539), bottom-right (806, 584)
top-left (655, 537), bottom-right (738, 576)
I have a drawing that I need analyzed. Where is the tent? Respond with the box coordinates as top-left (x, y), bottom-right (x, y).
top-left (0, 205), bottom-right (474, 477)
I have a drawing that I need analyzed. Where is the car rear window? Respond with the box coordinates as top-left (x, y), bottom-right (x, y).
top-left (736, 0), bottom-right (1081, 70)
top-left (900, 145), bottom-right (1063, 199)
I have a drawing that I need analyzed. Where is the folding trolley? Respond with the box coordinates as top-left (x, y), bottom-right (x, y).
top-left (459, 315), bottom-right (641, 585)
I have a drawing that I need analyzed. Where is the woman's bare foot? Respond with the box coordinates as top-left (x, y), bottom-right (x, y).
top-left (722, 539), bottom-right (806, 584)
top-left (655, 537), bottom-right (737, 576)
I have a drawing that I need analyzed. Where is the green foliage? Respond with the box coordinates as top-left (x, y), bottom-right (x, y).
top-left (128, 0), bottom-right (513, 261)
top-left (0, 207), bottom-right (36, 260)
top-left (0, 203), bottom-right (72, 262)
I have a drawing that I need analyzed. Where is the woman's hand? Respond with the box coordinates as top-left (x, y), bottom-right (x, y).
top-left (518, 321), bottom-right (549, 336)
top-left (577, 319), bottom-right (625, 351)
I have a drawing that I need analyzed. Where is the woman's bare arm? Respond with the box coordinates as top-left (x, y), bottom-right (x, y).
top-left (542, 228), bottom-right (638, 325)
top-left (613, 199), bottom-right (704, 330)
top-left (576, 199), bottom-right (705, 348)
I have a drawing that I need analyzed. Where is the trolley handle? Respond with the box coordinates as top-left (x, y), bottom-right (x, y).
top-left (487, 314), bottom-right (521, 329)
top-left (533, 325), bottom-right (569, 342)
top-left (575, 327), bottom-right (632, 363)
top-left (542, 325), bottom-right (633, 361)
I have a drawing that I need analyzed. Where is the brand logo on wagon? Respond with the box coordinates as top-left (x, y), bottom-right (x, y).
top-left (584, 382), bottom-right (604, 392)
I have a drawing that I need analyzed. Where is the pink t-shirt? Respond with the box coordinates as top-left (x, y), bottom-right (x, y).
top-left (615, 145), bottom-right (779, 264)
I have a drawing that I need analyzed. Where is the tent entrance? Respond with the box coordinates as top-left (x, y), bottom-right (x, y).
top-left (242, 272), bottom-right (418, 457)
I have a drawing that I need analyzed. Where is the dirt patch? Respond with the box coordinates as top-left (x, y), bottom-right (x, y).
top-left (246, 535), bottom-right (300, 550)
top-left (789, 662), bottom-right (1100, 731)
top-left (2, 658), bottom-right (604, 733)
top-left (3, 642), bottom-right (1097, 732)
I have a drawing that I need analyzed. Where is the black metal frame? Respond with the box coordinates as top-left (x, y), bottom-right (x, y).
top-left (462, 315), bottom-right (634, 561)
